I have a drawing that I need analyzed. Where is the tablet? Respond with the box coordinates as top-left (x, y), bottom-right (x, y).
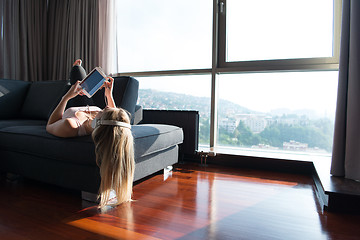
top-left (79, 67), bottom-right (107, 98)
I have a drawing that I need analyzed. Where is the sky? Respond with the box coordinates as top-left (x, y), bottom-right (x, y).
top-left (218, 71), bottom-right (339, 117)
top-left (227, 0), bottom-right (334, 61)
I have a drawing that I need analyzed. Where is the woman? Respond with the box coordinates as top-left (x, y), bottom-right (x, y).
top-left (46, 59), bottom-right (135, 208)
top-left (92, 107), bottom-right (135, 207)
top-left (46, 59), bottom-right (114, 138)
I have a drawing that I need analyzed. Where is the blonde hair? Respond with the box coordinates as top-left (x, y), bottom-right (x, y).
top-left (92, 108), bottom-right (135, 208)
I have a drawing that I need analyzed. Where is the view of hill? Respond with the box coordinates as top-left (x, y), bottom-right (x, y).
top-left (138, 89), bottom-right (334, 153)
top-left (138, 89), bottom-right (255, 117)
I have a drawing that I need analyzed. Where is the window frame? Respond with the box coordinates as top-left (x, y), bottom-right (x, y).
top-left (217, 0), bottom-right (342, 73)
top-left (114, 0), bottom-right (342, 154)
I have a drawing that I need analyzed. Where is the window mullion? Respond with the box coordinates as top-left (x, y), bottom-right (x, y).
top-left (210, 0), bottom-right (221, 151)
top-left (217, 0), bottom-right (227, 69)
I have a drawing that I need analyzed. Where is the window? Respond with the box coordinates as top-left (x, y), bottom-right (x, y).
top-left (113, 0), bottom-right (341, 160)
top-left (225, 0), bottom-right (334, 62)
top-left (211, 0), bottom-right (340, 158)
top-left (136, 75), bottom-right (211, 147)
top-left (217, 71), bottom-right (338, 160)
top-left (218, 0), bottom-right (340, 72)
top-left (113, 0), bottom-right (212, 73)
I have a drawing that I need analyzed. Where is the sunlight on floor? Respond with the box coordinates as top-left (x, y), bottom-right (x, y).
top-left (64, 165), bottom-right (318, 240)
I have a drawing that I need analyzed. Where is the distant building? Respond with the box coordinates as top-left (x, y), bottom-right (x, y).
top-left (251, 144), bottom-right (279, 150)
top-left (219, 118), bottom-right (239, 133)
top-left (237, 114), bottom-right (268, 133)
top-left (283, 140), bottom-right (308, 151)
top-left (270, 115), bottom-right (310, 126)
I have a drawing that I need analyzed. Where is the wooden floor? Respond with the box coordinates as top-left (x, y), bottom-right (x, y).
top-left (1, 163), bottom-right (360, 240)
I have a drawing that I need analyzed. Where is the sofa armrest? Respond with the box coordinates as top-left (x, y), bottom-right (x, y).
top-left (92, 76), bottom-right (139, 123)
top-left (140, 109), bottom-right (199, 155)
top-left (0, 79), bottom-right (30, 119)
top-left (133, 105), bottom-right (143, 125)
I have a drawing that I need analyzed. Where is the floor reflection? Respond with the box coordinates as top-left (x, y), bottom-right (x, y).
top-left (65, 164), bottom-right (347, 239)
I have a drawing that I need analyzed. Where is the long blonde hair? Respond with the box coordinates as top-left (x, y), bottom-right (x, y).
top-left (92, 108), bottom-right (135, 208)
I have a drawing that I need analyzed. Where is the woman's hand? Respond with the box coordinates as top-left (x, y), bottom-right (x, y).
top-left (63, 81), bottom-right (82, 101)
top-left (103, 77), bottom-right (114, 98)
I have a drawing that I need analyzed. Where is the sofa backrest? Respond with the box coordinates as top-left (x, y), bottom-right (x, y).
top-left (109, 76), bottom-right (139, 120)
top-left (0, 79), bottom-right (31, 119)
top-left (20, 80), bottom-right (69, 120)
top-left (0, 77), bottom-right (139, 122)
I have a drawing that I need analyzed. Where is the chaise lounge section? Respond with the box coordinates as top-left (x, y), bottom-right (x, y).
top-left (0, 77), bottom-right (183, 195)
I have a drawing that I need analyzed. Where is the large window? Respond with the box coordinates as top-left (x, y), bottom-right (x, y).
top-left (113, 0), bottom-right (341, 160)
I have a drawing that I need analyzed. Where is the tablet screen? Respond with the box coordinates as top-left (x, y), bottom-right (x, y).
top-left (80, 68), bottom-right (106, 97)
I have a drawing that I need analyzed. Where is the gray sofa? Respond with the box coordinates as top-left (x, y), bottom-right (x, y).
top-left (0, 77), bottom-right (183, 195)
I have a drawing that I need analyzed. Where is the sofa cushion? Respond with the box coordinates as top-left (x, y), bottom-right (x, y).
top-left (20, 80), bottom-right (69, 120)
top-left (0, 79), bottom-right (30, 119)
top-left (0, 125), bottom-right (97, 166)
top-left (0, 124), bottom-right (183, 166)
top-left (132, 124), bottom-right (183, 160)
top-left (0, 119), bottom-right (47, 129)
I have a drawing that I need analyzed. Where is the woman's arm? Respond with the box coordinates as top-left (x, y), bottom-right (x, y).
top-left (104, 77), bottom-right (116, 108)
top-left (46, 118), bottom-right (79, 138)
top-left (46, 82), bottom-right (82, 137)
top-left (47, 81), bottom-right (81, 125)
top-left (47, 96), bottom-right (70, 125)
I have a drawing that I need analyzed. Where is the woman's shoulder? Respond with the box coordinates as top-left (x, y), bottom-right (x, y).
top-left (66, 106), bottom-right (102, 111)
top-left (88, 106), bottom-right (102, 111)
top-left (64, 106), bottom-right (101, 118)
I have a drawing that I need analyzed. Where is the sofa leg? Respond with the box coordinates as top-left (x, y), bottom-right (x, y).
top-left (81, 191), bottom-right (98, 203)
top-left (6, 173), bottom-right (21, 182)
top-left (164, 166), bottom-right (173, 181)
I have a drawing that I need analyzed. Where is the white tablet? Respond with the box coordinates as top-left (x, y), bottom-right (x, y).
top-left (79, 67), bottom-right (107, 98)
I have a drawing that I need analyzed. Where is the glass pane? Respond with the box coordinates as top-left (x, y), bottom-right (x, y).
top-left (217, 71), bottom-right (338, 160)
top-left (136, 75), bottom-right (211, 147)
top-left (226, 0), bottom-right (334, 62)
top-left (114, 0), bottom-right (212, 72)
